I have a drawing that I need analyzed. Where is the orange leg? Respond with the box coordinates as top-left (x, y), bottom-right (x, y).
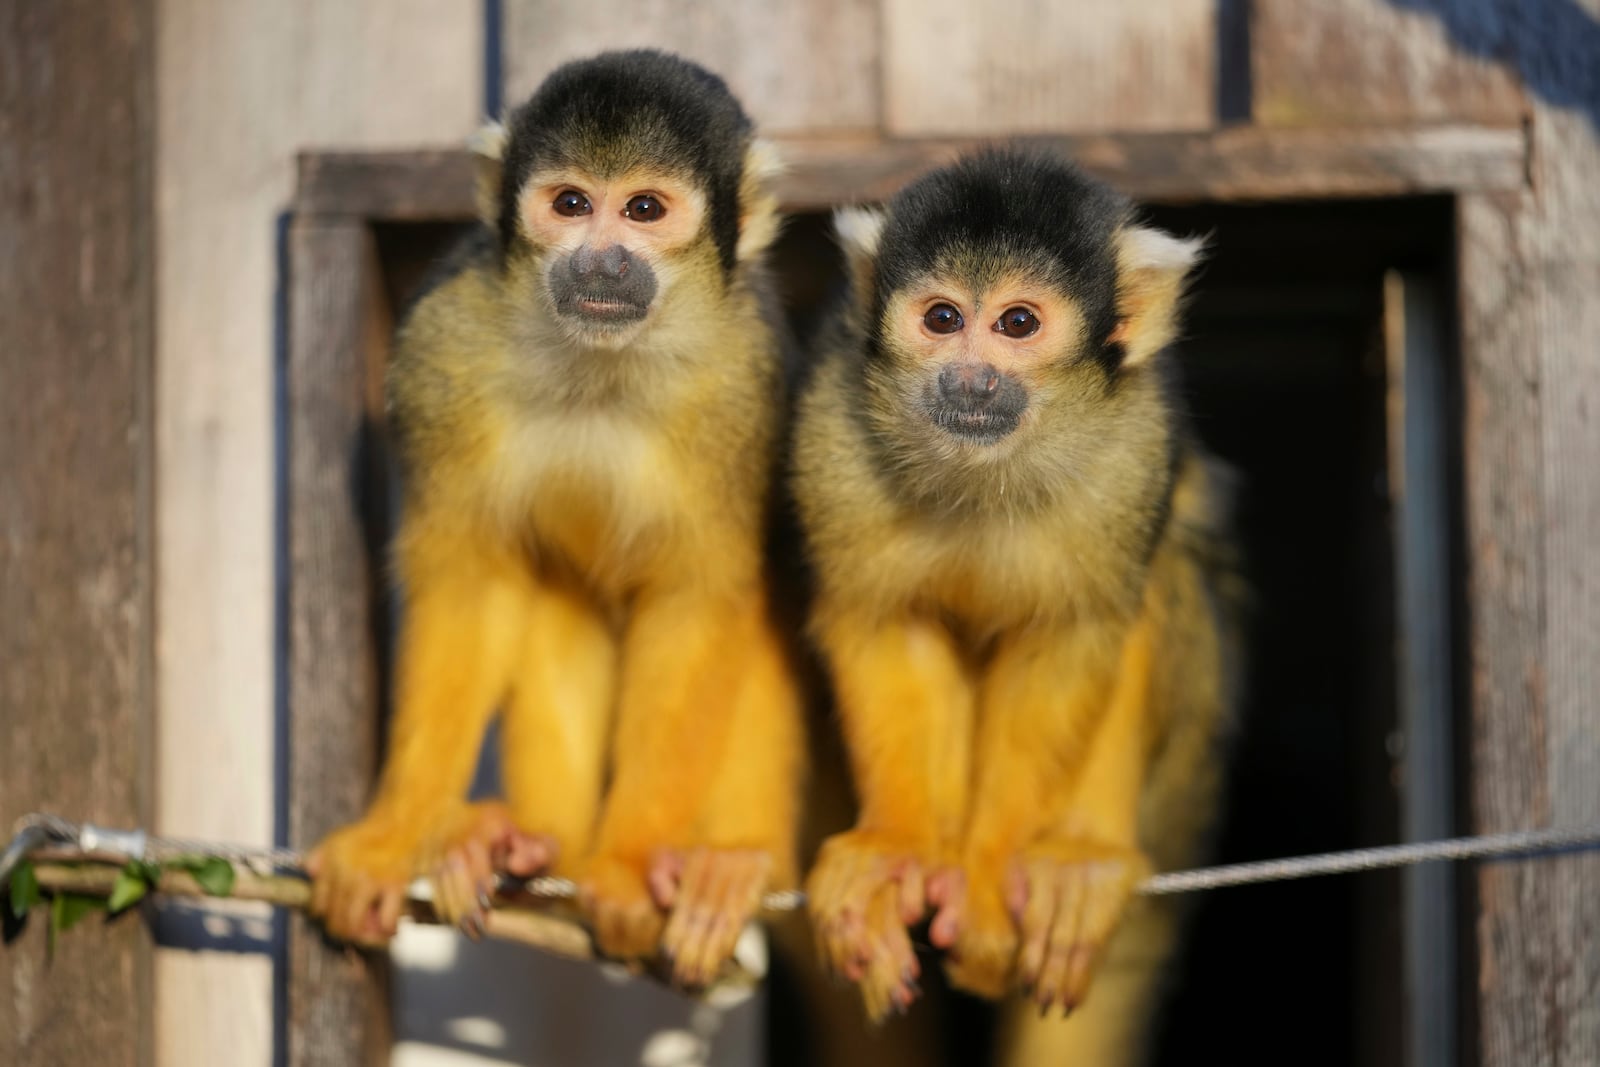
top-left (805, 611), bottom-right (975, 1021)
top-left (582, 583), bottom-right (798, 983)
top-left (307, 527), bottom-right (533, 945)
top-left (943, 617), bottom-right (1145, 1003)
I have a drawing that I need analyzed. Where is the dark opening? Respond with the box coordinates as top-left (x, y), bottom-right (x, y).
top-left (366, 194), bottom-right (1460, 1066)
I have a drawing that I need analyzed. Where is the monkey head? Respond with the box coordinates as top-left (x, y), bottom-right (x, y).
top-left (470, 50), bottom-right (782, 351)
top-left (835, 147), bottom-right (1202, 508)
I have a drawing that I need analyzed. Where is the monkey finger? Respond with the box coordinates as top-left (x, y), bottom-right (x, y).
top-left (1017, 862), bottom-right (1061, 987)
top-left (377, 885), bottom-right (405, 939)
top-left (1005, 859), bottom-right (1029, 921)
top-left (926, 869), bottom-right (965, 949)
top-left (660, 849), bottom-right (710, 958)
top-left (649, 849), bottom-right (685, 910)
top-left (692, 856), bottom-right (766, 985)
top-left (897, 862), bottom-right (927, 926)
top-left (1034, 868), bottom-right (1084, 1010)
top-left (337, 875), bottom-right (377, 944)
top-left (497, 832), bottom-right (554, 878)
top-left (678, 854), bottom-right (740, 985)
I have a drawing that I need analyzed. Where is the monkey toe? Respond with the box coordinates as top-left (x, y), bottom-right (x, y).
top-left (307, 818), bottom-right (417, 946)
top-left (805, 829), bottom-right (932, 987)
top-left (582, 855), bottom-right (665, 961)
top-left (943, 878), bottom-right (1018, 999)
top-left (1013, 841), bottom-right (1148, 1011)
top-left (658, 847), bottom-right (770, 988)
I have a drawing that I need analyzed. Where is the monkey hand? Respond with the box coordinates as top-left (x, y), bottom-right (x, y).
top-left (805, 830), bottom-right (932, 1022)
top-left (306, 815), bottom-right (423, 947)
top-left (580, 852), bottom-right (666, 964)
top-left (649, 846), bottom-right (772, 988)
top-left (1008, 839), bottom-right (1150, 1016)
top-left (929, 861), bottom-right (1017, 1000)
top-left (416, 800), bottom-right (557, 939)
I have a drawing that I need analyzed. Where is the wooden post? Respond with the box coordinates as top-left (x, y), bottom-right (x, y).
top-left (284, 218), bottom-right (394, 1067)
top-left (0, 2), bottom-right (157, 1065)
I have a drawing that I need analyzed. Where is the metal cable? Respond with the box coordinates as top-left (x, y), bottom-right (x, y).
top-left (10, 813), bottom-right (1600, 911)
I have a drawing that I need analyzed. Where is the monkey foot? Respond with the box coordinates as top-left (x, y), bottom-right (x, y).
top-left (418, 801), bottom-right (556, 938)
top-left (581, 853), bottom-right (665, 963)
top-left (305, 816), bottom-right (420, 947)
top-left (937, 868), bottom-right (1019, 1000)
top-left (650, 847), bottom-right (772, 988)
top-left (1010, 840), bottom-right (1149, 1016)
top-left (805, 830), bottom-right (931, 1022)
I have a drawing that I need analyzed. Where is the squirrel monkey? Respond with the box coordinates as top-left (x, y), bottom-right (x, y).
top-left (306, 50), bottom-right (803, 987)
top-left (791, 147), bottom-right (1241, 1056)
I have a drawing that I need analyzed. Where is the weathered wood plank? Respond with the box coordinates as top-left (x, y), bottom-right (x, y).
top-left (1452, 1), bottom-right (1600, 1060)
top-left (296, 125), bottom-right (1526, 221)
top-left (501, 0), bottom-right (879, 134)
top-left (298, 149), bottom-right (479, 221)
top-left (153, 4), bottom-right (482, 1064)
top-left (772, 126), bottom-right (1527, 208)
top-left (1252, 0), bottom-right (1526, 126)
top-left (286, 219), bottom-right (393, 1067)
top-left (884, 0), bottom-right (1217, 135)
top-left (0, 2), bottom-right (156, 1065)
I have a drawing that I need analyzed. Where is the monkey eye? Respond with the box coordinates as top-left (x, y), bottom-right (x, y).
top-left (623, 194), bottom-right (666, 222)
top-left (995, 307), bottom-right (1039, 338)
top-left (923, 303), bottom-right (964, 334)
top-left (553, 190), bottom-right (592, 217)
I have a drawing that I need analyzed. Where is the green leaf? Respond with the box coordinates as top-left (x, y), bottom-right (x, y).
top-left (8, 860), bottom-right (41, 919)
top-left (108, 867), bottom-right (149, 914)
top-left (190, 858), bottom-right (235, 897)
top-left (52, 892), bottom-right (104, 933)
top-left (128, 860), bottom-right (164, 886)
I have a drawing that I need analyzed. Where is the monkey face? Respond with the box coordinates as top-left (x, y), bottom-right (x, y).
top-left (878, 270), bottom-right (1091, 449)
top-left (517, 167), bottom-right (712, 348)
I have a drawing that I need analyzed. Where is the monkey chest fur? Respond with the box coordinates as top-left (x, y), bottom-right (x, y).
top-left (487, 410), bottom-right (689, 597)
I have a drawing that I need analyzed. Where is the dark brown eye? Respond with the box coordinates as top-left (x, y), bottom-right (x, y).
top-left (923, 303), bottom-right (964, 334)
top-left (553, 190), bottom-right (591, 217)
top-left (624, 194), bottom-right (665, 222)
top-left (995, 307), bottom-right (1039, 338)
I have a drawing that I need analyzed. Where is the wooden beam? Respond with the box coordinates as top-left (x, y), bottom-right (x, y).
top-left (295, 125), bottom-right (1528, 221)
top-left (1456, 188), bottom-right (1557, 1067)
top-left (285, 219), bottom-right (394, 1067)
top-left (0, 2), bottom-right (157, 1065)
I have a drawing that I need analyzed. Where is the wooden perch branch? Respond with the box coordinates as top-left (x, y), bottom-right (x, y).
top-left (26, 859), bottom-right (761, 992)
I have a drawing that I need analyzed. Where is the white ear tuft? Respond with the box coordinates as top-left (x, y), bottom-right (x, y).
top-left (736, 138), bottom-right (786, 263)
top-left (467, 120), bottom-right (507, 162)
top-left (469, 121), bottom-right (508, 229)
top-left (833, 206), bottom-right (888, 262)
top-left (1111, 224), bottom-right (1206, 366)
top-left (1118, 225), bottom-right (1205, 275)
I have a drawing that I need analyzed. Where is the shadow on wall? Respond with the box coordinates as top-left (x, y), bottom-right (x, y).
top-left (1385, 0), bottom-right (1600, 127)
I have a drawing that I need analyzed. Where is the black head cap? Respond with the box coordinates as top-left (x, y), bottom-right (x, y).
top-left (499, 49), bottom-right (754, 272)
top-left (874, 147), bottom-right (1130, 365)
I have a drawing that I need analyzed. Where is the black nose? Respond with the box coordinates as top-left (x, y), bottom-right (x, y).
top-left (938, 363), bottom-right (1002, 405)
top-left (571, 243), bottom-right (631, 280)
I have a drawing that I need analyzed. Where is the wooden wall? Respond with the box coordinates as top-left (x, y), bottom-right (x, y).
top-left (154, 3), bottom-right (481, 1065)
top-left (0, 3), bottom-right (157, 1065)
top-left (3, 1), bottom-right (1594, 1065)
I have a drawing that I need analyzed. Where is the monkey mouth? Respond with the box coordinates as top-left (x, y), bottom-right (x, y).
top-left (932, 407), bottom-right (1021, 443)
top-left (559, 294), bottom-right (650, 325)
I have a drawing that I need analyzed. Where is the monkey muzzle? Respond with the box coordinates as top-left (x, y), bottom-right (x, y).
top-left (928, 362), bottom-right (1027, 442)
top-left (551, 243), bottom-right (658, 328)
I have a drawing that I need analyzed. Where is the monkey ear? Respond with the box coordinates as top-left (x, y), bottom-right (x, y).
top-left (736, 138), bottom-right (785, 263)
top-left (833, 206), bottom-right (887, 313)
top-left (1111, 224), bottom-right (1205, 366)
top-left (467, 120), bottom-right (508, 229)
